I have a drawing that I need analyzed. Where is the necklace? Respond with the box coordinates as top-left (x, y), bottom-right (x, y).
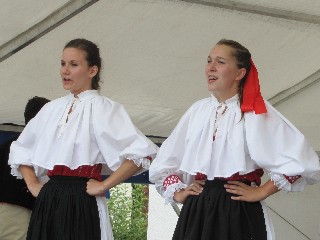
top-left (213, 103), bottom-right (228, 141)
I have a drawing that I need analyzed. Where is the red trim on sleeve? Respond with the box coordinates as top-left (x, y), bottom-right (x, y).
top-left (163, 175), bottom-right (182, 190)
top-left (284, 174), bottom-right (301, 184)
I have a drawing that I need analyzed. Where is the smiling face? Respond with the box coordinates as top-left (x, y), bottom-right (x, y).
top-left (205, 44), bottom-right (246, 102)
top-left (60, 47), bottom-right (97, 96)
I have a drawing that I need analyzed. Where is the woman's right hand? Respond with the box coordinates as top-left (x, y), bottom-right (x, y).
top-left (27, 181), bottom-right (43, 197)
top-left (173, 180), bottom-right (205, 204)
top-left (19, 165), bottom-right (43, 197)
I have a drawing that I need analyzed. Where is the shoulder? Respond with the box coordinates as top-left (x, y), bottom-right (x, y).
top-left (243, 99), bottom-right (281, 120)
top-left (175, 97), bottom-right (212, 125)
top-left (92, 95), bottom-right (120, 105)
top-left (91, 95), bottom-right (124, 110)
top-left (41, 95), bottom-right (67, 110)
top-left (192, 97), bottom-right (211, 107)
top-left (243, 99), bottom-right (297, 133)
top-left (51, 95), bottom-right (69, 104)
top-left (90, 95), bottom-right (129, 120)
top-left (187, 97), bottom-right (212, 114)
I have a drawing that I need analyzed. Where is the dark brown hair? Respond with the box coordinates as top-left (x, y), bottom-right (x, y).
top-left (216, 39), bottom-right (251, 106)
top-left (24, 96), bottom-right (50, 124)
top-left (64, 38), bottom-right (102, 90)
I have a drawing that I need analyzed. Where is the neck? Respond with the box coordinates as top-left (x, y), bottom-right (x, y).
top-left (212, 92), bottom-right (237, 103)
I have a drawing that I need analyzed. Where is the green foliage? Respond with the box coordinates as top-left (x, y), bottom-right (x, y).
top-left (108, 183), bottom-right (148, 240)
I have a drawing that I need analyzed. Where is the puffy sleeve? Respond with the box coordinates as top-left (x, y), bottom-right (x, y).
top-left (92, 97), bottom-right (158, 174)
top-left (244, 101), bottom-right (320, 191)
top-left (149, 107), bottom-right (195, 204)
top-left (9, 104), bottom-right (50, 181)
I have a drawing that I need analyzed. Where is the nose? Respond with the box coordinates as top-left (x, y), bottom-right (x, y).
top-left (207, 61), bottom-right (217, 72)
top-left (61, 65), bottom-right (70, 75)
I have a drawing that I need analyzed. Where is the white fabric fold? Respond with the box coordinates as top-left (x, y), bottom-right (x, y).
top-left (9, 90), bottom-right (158, 178)
top-left (96, 196), bottom-right (114, 240)
top-left (149, 94), bottom-right (320, 196)
top-left (171, 94), bottom-right (255, 178)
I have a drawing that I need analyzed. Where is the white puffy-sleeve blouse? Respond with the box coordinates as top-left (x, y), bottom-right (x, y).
top-left (9, 90), bottom-right (158, 179)
top-left (149, 94), bottom-right (320, 204)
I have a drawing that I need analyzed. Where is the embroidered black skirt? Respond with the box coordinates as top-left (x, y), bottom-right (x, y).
top-left (27, 176), bottom-right (101, 240)
top-left (173, 179), bottom-right (267, 240)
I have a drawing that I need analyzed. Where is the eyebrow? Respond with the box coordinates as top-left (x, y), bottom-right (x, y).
top-left (216, 56), bottom-right (227, 60)
top-left (208, 56), bottom-right (227, 61)
top-left (61, 59), bottom-right (80, 63)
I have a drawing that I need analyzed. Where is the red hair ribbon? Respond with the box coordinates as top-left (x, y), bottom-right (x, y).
top-left (240, 58), bottom-right (267, 114)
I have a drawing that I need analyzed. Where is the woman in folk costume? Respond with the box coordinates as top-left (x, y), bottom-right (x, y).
top-left (8, 38), bottom-right (158, 240)
top-left (149, 39), bottom-right (320, 240)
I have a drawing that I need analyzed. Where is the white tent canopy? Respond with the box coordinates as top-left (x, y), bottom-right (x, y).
top-left (1, 1), bottom-right (320, 239)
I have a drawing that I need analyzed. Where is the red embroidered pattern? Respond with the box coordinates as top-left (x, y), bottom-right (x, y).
top-left (284, 174), bottom-right (301, 184)
top-left (195, 172), bottom-right (207, 181)
top-left (47, 164), bottom-right (102, 181)
top-left (163, 175), bottom-right (182, 190)
top-left (195, 170), bottom-right (301, 185)
top-left (195, 169), bottom-right (264, 186)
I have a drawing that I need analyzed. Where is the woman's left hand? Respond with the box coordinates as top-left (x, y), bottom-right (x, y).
top-left (224, 180), bottom-right (276, 202)
top-left (86, 179), bottom-right (106, 197)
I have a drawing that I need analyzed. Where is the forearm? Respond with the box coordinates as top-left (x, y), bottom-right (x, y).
top-left (19, 165), bottom-right (43, 197)
top-left (102, 159), bottom-right (142, 190)
top-left (19, 165), bottom-right (39, 188)
top-left (261, 179), bottom-right (279, 199)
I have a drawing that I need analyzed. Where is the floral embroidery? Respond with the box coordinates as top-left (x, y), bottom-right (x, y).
top-left (163, 175), bottom-right (182, 190)
top-left (284, 174), bottom-right (301, 184)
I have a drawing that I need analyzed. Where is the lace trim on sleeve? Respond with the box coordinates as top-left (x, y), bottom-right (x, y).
top-left (161, 175), bottom-right (187, 205)
top-left (268, 171), bottom-right (289, 191)
top-left (10, 164), bottom-right (23, 179)
top-left (267, 171), bottom-right (301, 191)
top-left (163, 181), bottom-right (188, 205)
top-left (124, 154), bottom-right (152, 169)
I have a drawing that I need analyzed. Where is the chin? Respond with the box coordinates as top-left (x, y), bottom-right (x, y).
top-left (62, 84), bottom-right (71, 90)
top-left (63, 87), bottom-right (71, 92)
top-left (207, 86), bottom-right (216, 92)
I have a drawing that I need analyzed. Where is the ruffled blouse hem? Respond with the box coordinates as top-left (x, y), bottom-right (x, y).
top-left (163, 182), bottom-right (187, 205)
top-left (124, 154), bottom-right (152, 170)
top-left (178, 167), bottom-right (258, 180)
top-left (10, 163), bottom-right (49, 183)
top-left (10, 164), bottom-right (24, 179)
top-left (267, 171), bottom-right (292, 191)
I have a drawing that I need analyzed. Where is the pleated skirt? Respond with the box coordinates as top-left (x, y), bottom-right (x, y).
top-left (27, 176), bottom-right (101, 240)
top-left (173, 179), bottom-right (268, 240)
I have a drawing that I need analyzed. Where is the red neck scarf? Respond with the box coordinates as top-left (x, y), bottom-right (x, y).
top-left (240, 58), bottom-right (267, 114)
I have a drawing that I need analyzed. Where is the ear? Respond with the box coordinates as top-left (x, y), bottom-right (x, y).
top-left (235, 68), bottom-right (246, 81)
top-left (89, 66), bottom-right (98, 78)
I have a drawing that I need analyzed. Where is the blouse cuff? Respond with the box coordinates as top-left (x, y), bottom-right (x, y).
top-left (267, 171), bottom-right (301, 191)
top-left (10, 164), bottom-right (23, 179)
top-left (10, 164), bottom-right (49, 183)
top-left (124, 154), bottom-right (152, 170)
top-left (162, 175), bottom-right (187, 205)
